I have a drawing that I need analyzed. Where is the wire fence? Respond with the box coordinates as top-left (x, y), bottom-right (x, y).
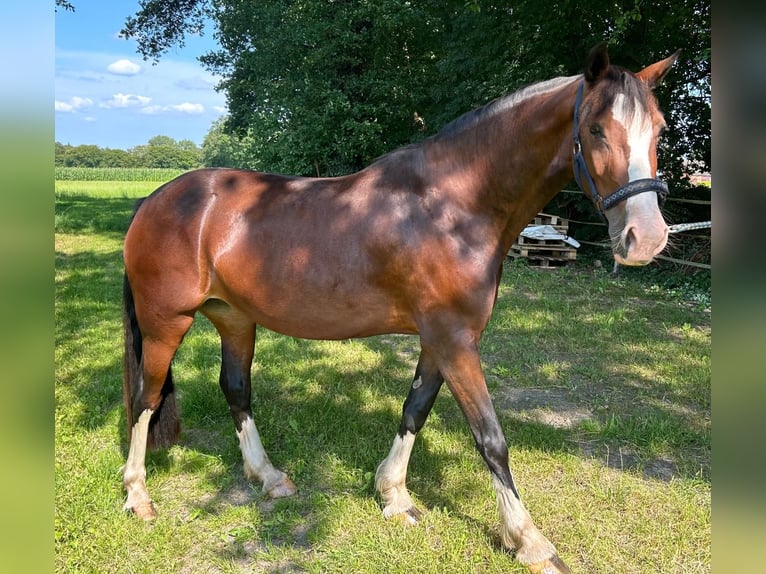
top-left (556, 188), bottom-right (711, 270)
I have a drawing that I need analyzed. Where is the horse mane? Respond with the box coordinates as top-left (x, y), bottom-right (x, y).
top-left (366, 75), bottom-right (578, 174)
top-left (435, 66), bottom-right (654, 140)
top-left (435, 75), bottom-right (579, 139)
top-left (367, 66), bottom-right (652, 172)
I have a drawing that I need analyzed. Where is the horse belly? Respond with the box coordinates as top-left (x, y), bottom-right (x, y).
top-left (211, 260), bottom-right (417, 340)
top-left (240, 287), bottom-right (415, 340)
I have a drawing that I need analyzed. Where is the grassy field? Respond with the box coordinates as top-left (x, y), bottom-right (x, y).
top-left (55, 166), bottom-right (186, 182)
top-left (55, 180), bottom-right (711, 573)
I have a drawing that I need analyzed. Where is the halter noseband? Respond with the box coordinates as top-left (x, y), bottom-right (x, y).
top-left (572, 81), bottom-right (668, 215)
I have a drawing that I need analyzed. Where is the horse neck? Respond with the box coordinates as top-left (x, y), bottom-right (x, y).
top-left (426, 77), bottom-right (580, 253)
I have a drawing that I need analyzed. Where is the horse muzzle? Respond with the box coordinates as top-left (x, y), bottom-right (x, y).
top-left (610, 200), bottom-right (669, 266)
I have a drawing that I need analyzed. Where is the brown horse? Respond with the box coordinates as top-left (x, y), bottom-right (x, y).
top-left (122, 44), bottom-right (679, 573)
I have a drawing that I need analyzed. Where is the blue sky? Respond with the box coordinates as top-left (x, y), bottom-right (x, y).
top-left (55, 0), bottom-right (226, 150)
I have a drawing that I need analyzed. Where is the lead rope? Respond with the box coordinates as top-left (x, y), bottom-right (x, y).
top-left (667, 221), bottom-right (711, 234)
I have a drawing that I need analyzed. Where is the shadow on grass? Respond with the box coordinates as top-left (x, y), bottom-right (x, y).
top-left (55, 193), bottom-right (710, 565)
top-left (55, 194), bottom-right (140, 234)
top-left (55, 247), bottom-right (126, 432)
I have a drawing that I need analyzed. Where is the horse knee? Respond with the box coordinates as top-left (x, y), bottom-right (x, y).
top-left (219, 367), bottom-right (250, 417)
top-left (218, 344), bottom-right (255, 429)
top-left (476, 426), bottom-right (518, 495)
top-left (401, 409), bottom-right (427, 436)
top-left (399, 372), bottom-right (443, 436)
top-left (477, 429), bottom-right (508, 466)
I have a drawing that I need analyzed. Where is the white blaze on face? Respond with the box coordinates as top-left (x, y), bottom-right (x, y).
top-left (607, 92), bottom-right (668, 264)
top-left (610, 93), bottom-right (661, 218)
top-left (611, 93), bottom-right (653, 182)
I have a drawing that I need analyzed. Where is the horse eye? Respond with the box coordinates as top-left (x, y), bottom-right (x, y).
top-left (589, 124), bottom-right (602, 137)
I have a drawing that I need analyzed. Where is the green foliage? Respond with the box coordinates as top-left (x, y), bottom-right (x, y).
top-left (620, 261), bottom-right (711, 310)
top-left (200, 117), bottom-right (260, 169)
top-left (124, 0), bottom-right (708, 182)
top-left (55, 136), bottom-right (203, 170)
top-left (55, 0), bottom-right (75, 12)
top-left (201, 1), bottom-right (448, 176)
top-left (120, 0), bottom-right (211, 60)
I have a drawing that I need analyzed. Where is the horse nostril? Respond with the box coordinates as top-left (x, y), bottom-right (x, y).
top-left (624, 225), bottom-right (638, 252)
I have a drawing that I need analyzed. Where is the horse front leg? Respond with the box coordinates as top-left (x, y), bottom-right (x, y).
top-left (376, 349), bottom-right (444, 523)
top-left (432, 335), bottom-right (570, 574)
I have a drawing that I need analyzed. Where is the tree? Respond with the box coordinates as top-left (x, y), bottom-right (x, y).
top-left (54, 137), bottom-right (202, 169)
top-left (123, 0), bottom-right (710, 185)
top-left (131, 135), bottom-right (202, 169)
top-left (55, 0), bottom-right (75, 12)
top-left (200, 117), bottom-right (261, 169)
top-left (63, 144), bottom-right (104, 167)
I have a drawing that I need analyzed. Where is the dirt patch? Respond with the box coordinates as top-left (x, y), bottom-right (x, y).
top-left (494, 386), bottom-right (593, 429)
top-left (493, 385), bottom-right (706, 482)
top-left (574, 440), bottom-right (684, 482)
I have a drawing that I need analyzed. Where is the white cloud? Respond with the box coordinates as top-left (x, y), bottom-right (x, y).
top-left (107, 59), bottom-right (141, 76)
top-left (140, 102), bottom-right (205, 115)
top-left (213, 105), bottom-right (227, 114)
top-left (172, 102), bottom-right (204, 114)
top-left (101, 93), bottom-right (152, 109)
top-left (55, 96), bottom-right (94, 113)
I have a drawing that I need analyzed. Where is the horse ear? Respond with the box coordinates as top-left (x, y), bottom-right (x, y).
top-left (636, 50), bottom-right (682, 89)
top-left (585, 42), bottom-right (610, 84)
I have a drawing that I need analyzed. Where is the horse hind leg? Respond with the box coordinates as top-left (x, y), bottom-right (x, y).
top-left (123, 314), bottom-right (193, 520)
top-left (376, 349), bottom-right (443, 524)
top-left (123, 408), bottom-right (156, 519)
top-left (205, 304), bottom-right (296, 498)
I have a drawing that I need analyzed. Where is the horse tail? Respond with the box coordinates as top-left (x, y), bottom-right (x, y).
top-left (122, 198), bottom-right (180, 449)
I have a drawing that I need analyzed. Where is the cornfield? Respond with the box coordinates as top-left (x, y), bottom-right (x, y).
top-left (55, 167), bottom-right (187, 182)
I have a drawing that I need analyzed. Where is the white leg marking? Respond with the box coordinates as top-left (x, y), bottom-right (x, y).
top-left (237, 416), bottom-right (296, 498)
top-left (376, 431), bottom-right (420, 522)
top-left (123, 409), bottom-right (156, 518)
top-left (493, 476), bottom-right (558, 566)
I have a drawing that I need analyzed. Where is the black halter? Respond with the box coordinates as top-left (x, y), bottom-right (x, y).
top-left (572, 80), bottom-right (668, 215)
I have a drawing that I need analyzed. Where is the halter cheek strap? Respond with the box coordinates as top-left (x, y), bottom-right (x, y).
top-left (572, 80), bottom-right (668, 215)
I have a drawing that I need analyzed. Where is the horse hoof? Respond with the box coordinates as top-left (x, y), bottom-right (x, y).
top-left (266, 475), bottom-right (297, 499)
top-left (404, 505), bottom-right (423, 524)
top-left (383, 505), bottom-right (423, 525)
top-left (127, 501), bottom-right (157, 521)
top-left (527, 554), bottom-right (571, 574)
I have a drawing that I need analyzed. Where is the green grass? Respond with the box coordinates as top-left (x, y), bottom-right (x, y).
top-left (56, 181), bottom-right (710, 573)
top-left (55, 180), bottom-right (157, 234)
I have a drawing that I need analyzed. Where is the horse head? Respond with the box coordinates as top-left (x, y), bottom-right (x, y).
top-left (575, 43), bottom-right (680, 266)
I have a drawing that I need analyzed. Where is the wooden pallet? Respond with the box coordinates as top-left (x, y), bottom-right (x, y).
top-left (507, 212), bottom-right (577, 268)
top-left (509, 245), bottom-right (577, 259)
top-left (507, 252), bottom-right (573, 268)
top-left (530, 212), bottom-right (569, 231)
